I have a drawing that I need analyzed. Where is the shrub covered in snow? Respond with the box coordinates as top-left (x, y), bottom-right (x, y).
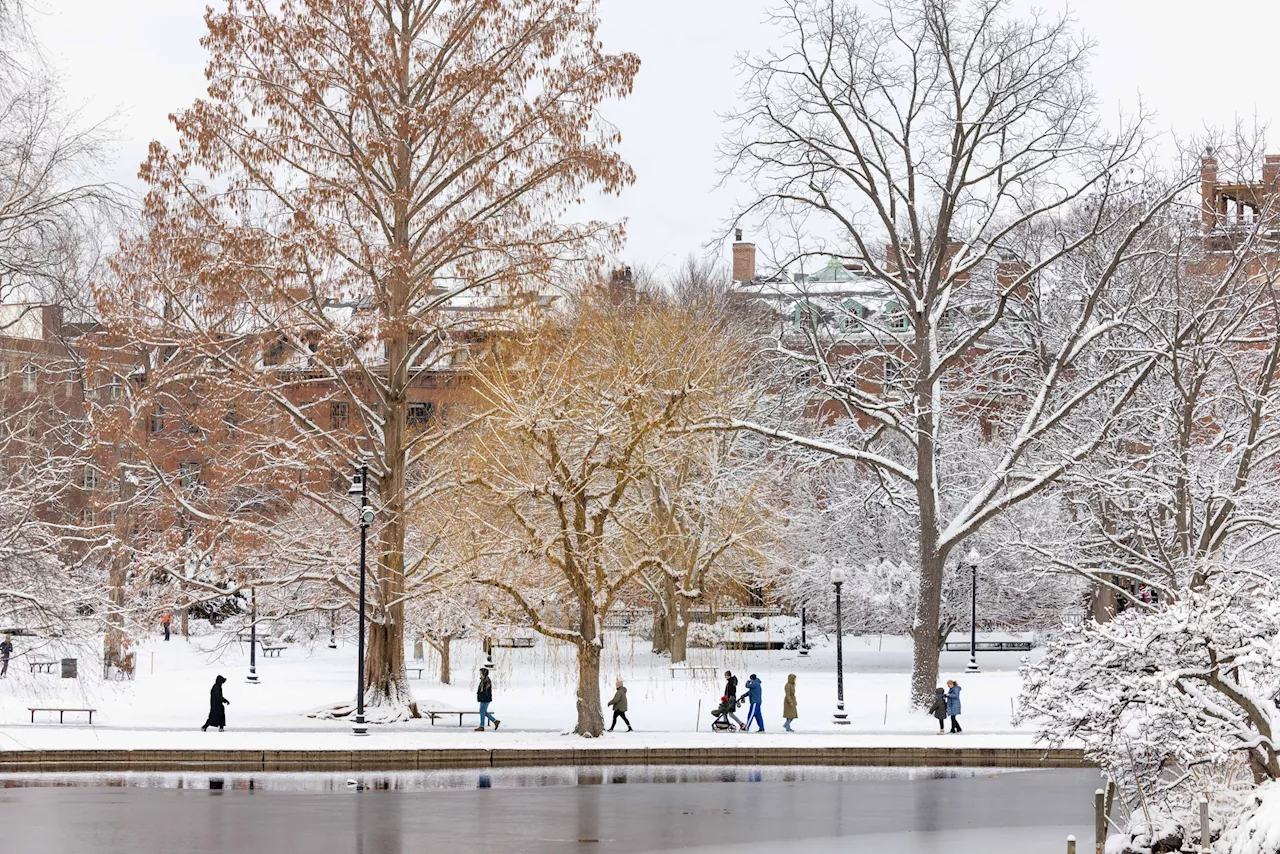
top-left (1019, 565), bottom-right (1280, 832)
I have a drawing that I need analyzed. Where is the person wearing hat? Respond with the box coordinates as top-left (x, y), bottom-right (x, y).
top-left (475, 667), bottom-right (500, 731)
top-left (607, 677), bottom-right (632, 732)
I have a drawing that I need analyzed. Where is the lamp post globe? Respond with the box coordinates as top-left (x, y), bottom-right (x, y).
top-left (965, 548), bottom-right (981, 674)
top-left (830, 565), bottom-right (849, 725)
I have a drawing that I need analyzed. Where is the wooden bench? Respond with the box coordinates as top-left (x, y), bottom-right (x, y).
top-left (670, 664), bottom-right (719, 678)
top-left (27, 659), bottom-right (57, 674)
top-left (406, 666), bottom-right (425, 679)
top-left (493, 637), bottom-right (535, 649)
top-left (943, 640), bottom-right (1034, 652)
top-left (29, 707), bottom-right (96, 724)
top-left (261, 646), bottom-right (286, 657)
top-left (236, 631), bottom-right (272, 645)
top-left (422, 709), bottom-right (482, 726)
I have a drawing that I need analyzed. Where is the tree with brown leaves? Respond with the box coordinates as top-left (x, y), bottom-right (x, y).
top-left (95, 0), bottom-right (637, 718)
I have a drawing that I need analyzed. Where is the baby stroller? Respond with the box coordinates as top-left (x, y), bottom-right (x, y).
top-left (710, 695), bottom-right (743, 732)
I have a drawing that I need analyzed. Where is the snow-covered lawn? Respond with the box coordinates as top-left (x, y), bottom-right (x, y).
top-left (0, 631), bottom-right (1041, 752)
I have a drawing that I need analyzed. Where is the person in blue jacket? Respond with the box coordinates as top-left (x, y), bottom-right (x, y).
top-left (740, 674), bottom-right (765, 732)
top-left (946, 679), bottom-right (962, 733)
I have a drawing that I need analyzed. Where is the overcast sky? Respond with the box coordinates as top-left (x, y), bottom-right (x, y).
top-left (24, 0), bottom-right (1280, 276)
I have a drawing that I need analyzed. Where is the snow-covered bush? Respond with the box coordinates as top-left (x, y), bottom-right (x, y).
top-left (1019, 566), bottom-right (1280, 829)
top-left (687, 622), bottom-right (723, 648)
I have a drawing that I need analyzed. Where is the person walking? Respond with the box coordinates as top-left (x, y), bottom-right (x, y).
top-left (201, 675), bottom-right (229, 731)
top-left (161, 612), bottom-right (172, 642)
top-left (946, 680), bottom-right (962, 733)
top-left (782, 673), bottom-right (798, 732)
top-left (607, 678), bottom-right (632, 732)
top-left (928, 687), bottom-right (947, 734)
top-left (742, 673), bottom-right (765, 732)
top-left (0, 634), bottom-right (12, 678)
top-left (475, 667), bottom-right (500, 731)
top-left (722, 670), bottom-right (744, 729)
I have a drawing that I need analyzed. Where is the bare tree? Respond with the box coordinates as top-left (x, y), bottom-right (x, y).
top-left (721, 0), bottom-right (1192, 704)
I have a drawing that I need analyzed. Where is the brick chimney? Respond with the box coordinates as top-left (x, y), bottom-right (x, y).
top-left (1201, 149), bottom-right (1220, 230)
top-left (1264, 154), bottom-right (1280, 189)
top-left (732, 229), bottom-right (756, 282)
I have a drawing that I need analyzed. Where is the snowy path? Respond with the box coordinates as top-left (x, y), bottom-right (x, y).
top-left (0, 632), bottom-right (1043, 753)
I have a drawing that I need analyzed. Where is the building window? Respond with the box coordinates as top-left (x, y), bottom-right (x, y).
top-left (79, 507), bottom-right (96, 528)
top-left (66, 370), bottom-right (79, 397)
top-left (150, 407), bottom-right (165, 433)
top-left (407, 402), bottom-right (434, 428)
top-left (223, 408), bottom-right (240, 431)
top-left (0, 361), bottom-right (10, 382)
top-left (331, 401), bottom-right (350, 430)
top-left (22, 363), bottom-right (36, 392)
top-left (883, 356), bottom-right (907, 393)
top-left (178, 462), bottom-right (201, 489)
top-left (82, 465), bottom-right (99, 491)
top-left (108, 377), bottom-right (122, 401)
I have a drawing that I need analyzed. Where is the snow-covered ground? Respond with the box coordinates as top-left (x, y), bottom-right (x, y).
top-left (0, 630), bottom-right (1041, 752)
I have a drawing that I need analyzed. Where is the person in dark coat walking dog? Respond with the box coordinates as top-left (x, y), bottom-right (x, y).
top-left (946, 680), bottom-right (962, 733)
top-left (202, 675), bottom-right (229, 731)
top-left (928, 687), bottom-right (947, 734)
top-left (607, 678), bottom-right (632, 732)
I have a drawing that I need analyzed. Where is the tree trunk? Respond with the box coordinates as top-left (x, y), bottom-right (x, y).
top-left (574, 594), bottom-right (605, 737)
top-left (364, 609), bottom-right (413, 716)
top-left (180, 606), bottom-right (189, 638)
top-left (651, 599), bottom-right (669, 655)
top-left (910, 550), bottom-right (945, 708)
top-left (574, 640), bottom-right (604, 737)
top-left (427, 634), bottom-right (452, 684)
top-left (669, 591), bottom-right (689, 665)
top-left (103, 555), bottom-right (127, 670)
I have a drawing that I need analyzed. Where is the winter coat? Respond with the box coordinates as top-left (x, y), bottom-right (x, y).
top-left (608, 686), bottom-right (628, 713)
top-left (0, 640), bottom-right (11, 659)
top-left (946, 685), bottom-right (962, 716)
top-left (744, 676), bottom-right (762, 705)
top-left (476, 674), bottom-right (493, 704)
top-left (205, 676), bottom-right (229, 728)
top-left (724, 675), bottom-right (738, 701)
top-left (928, 692), bottom-right (947, 721)
top-left (782, 676), bottom-right (798, 719)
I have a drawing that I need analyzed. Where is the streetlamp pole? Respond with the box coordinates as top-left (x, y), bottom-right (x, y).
top-left (246, 586), bottom-right (259, 684)
top-left (799, 607), bottom-right (808, 657)
top-left (831, 567), bottom-right (849, 725)
top-left (966, 547), bottom-right (980, 674)
top-left (351, 462), bottom-right (372, 736)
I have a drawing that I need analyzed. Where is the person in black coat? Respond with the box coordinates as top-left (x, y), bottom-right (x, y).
top-left (722, 670), bottom-right (744, 729)
top-left (928, 687), bottom-right (947, 734)
top-left (202, 675), bottom-right (229, 731)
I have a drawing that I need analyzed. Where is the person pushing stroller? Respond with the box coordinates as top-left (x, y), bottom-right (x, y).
top-left (710, 691), bottom-right (746, 732)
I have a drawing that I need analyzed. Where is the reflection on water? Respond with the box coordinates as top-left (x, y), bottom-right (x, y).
top-left (0, 764), bottom-right (1020, 793)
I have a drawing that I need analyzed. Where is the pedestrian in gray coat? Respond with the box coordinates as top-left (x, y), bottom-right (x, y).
top-left (607, 678), bottom-right (632, 732)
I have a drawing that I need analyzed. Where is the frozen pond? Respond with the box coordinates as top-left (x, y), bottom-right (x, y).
top-left (0, 765), bottom-right (1098, 853)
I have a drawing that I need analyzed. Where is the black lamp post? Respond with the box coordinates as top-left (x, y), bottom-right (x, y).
top-left (350, 462), bottom-right (374, 736)
top-left (246, 586), bottom-right (259, 684)
top-left (831, 566), bottom-right (849, 725)
top-left (328, 611), bottom-right (338, 649)
top-left (799, 607), bottom-right (808, 657)
top-left (965, 547), bottom-right (981, 674)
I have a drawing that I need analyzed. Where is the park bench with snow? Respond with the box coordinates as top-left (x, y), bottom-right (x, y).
top-left (261, 645), bottom-right (287, 657)
top-left (29, 707), bottom-right (96, 724)
top-left (493, 636), bottom-right (535, 649)
top-left (942, 640), bottom-right (1033, 652)
top-left (27, 659), bottom-right (57, 674)
top-left (421, 708), bottom-right (483, 726)
top-left (669, 663), bottom-right (719, 678)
